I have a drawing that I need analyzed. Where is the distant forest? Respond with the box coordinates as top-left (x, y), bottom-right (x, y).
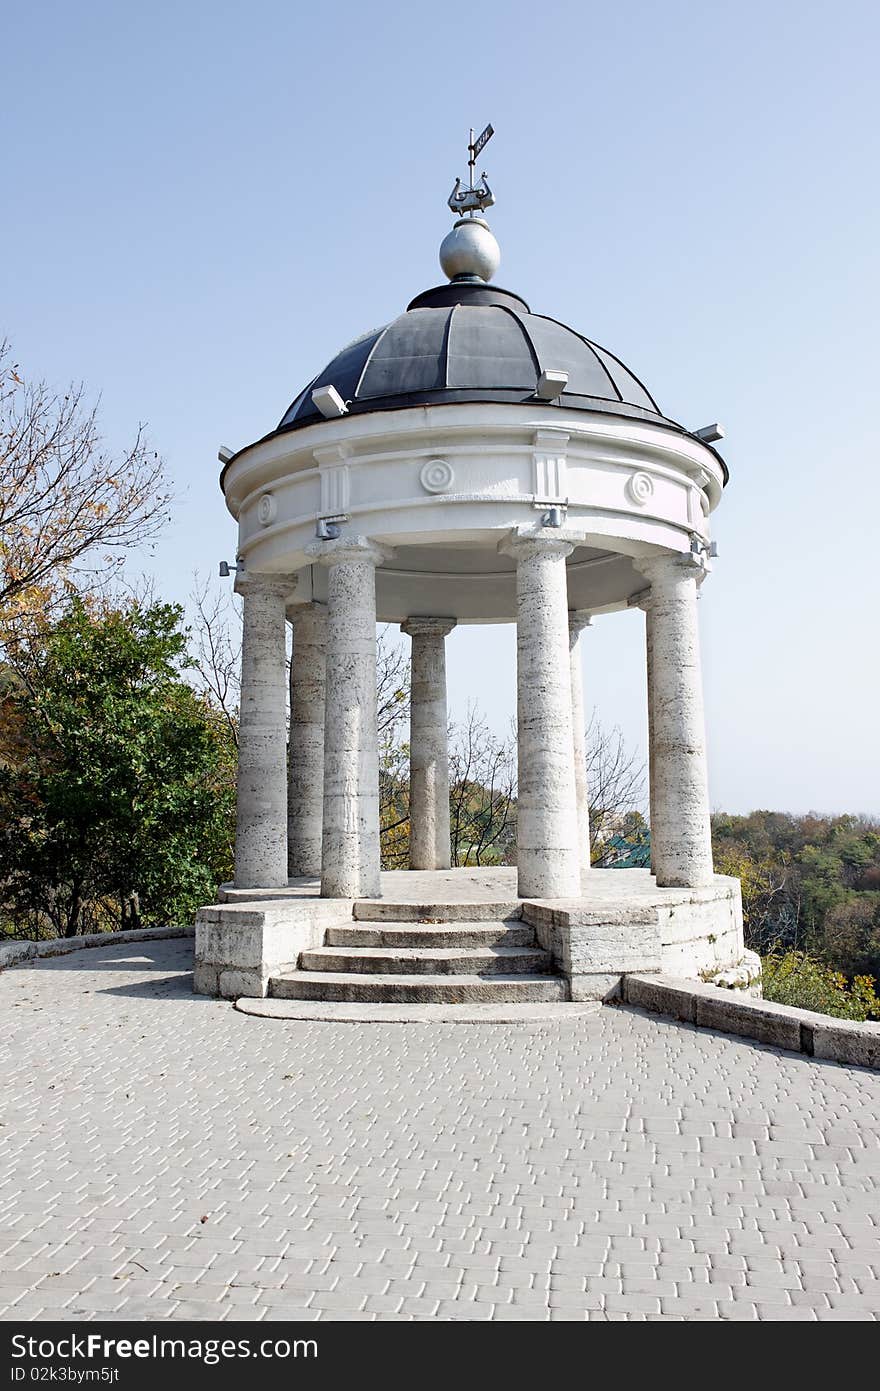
top-left (712, 811), bottom-right (880, 984)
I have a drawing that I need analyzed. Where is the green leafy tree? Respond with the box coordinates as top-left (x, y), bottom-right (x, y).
top-left (818, 895), bottom-right (880, 981)
top-left (712, 810), bottom-right (880, 966)
top-left (761, 950), bottom-right (880, 1022)
top-left (0, 598), bottom-right (235, 937)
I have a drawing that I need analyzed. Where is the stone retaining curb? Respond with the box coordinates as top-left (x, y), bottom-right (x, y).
top-left (235, 997), bottom-right (600, 1024)
top-left (623, 972), bottom-right (880, 1071)
top-left (0, 924), bottom-right (194, 969)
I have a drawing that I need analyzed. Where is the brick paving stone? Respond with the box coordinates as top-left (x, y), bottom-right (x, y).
top-left (1, 938), bottom-right (879, 1322)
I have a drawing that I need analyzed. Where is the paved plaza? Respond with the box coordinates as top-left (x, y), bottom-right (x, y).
top-left (2, 938), bottom-right (880, 1321)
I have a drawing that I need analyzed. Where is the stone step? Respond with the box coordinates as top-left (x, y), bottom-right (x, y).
top-left (300, 945), bottom-right (552, 976)
top-left (268, 972), bottom-right (568, 1004)
top-left (326, 922), bottom-right (537, 949)
top-left (353, 900), bottom-right (522, 924)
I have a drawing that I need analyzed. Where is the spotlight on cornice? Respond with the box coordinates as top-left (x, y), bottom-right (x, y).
top-left (694, 423), bottom-right (725, 443)
top-left (218, 445), bottom-right (234, 463)
top-left (536, 370), bottom-right (569, 402)
top-left (312, 385), bottom-right (349, 418)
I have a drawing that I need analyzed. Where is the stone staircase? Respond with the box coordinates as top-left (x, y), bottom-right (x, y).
top-left (267, 900), bottom-right (568, 1004)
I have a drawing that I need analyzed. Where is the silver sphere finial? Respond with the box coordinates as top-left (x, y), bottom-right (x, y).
top-left (440, 217), bottom-right (501, 282)
top-left (441, 123), bottom-right (500, 282)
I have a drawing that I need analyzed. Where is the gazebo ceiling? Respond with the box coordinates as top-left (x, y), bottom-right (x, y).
top-left (303, 540), bottom-right (643, 625)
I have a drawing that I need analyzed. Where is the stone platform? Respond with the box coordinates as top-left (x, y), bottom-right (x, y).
top-left (194, 868), bottom-right (753, 1004)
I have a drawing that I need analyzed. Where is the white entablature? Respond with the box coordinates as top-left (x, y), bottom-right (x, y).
top-left (222, 402), bottom-right (723, 624)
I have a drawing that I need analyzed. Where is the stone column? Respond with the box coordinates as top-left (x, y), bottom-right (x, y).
top-left (234, 571), bottom-right (298, 889)
top-left (642, 597), bottom-right (657, 875)
top-left (568, 612), bottom-right (592, 888)
top-left (307, 538), bottom-right (384, 899)
top-left (501, 533), bottom-right (581, 899)
top-left (287, 602), bottom-right (327, 879)
top-left (635, 554), bottom-right (714, 888)
top-left (401, 617), bottom-right (456, 871)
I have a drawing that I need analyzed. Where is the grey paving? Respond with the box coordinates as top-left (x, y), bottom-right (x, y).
top-left (2, 938), bottom-right (879, 1322)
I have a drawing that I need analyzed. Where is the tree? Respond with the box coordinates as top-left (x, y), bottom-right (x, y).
top-left (712, 838), bottom-right (798, 953)
top-left (449, 708), bottom-right (517, 867)
top-left (585, 715), bottom-right (646, 861)
top-left (381, 697), bottom-right (644, 871)
top-left (377, 629), bottom-right (411, 869)
top-left (818, 896), bottom-right (880, 981)
top-left (761, 949), bottom-right (880, 1022)
top-left (189, 577), bottom-right (241, 747)
top-left (711, 810), bottom-right (880, 972)
top-left (0, 598), bottom-right (235, 937)
top-left (0, 340), bottom-right (170, 640)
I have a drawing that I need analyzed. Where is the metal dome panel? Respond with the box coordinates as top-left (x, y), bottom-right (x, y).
top-left (587, 340), bottom-right (659, 412)
top-left (446, 304), bottom-right (538, 389)
top-left (358, 309), bottom-right (448, 398)
top-left (520, 314), bottom-right (621, 401)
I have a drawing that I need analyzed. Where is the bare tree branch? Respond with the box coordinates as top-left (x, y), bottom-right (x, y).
top-left (584, 711), bottom-right (646, 860)
top-left (448, 706), bottom-right (517, 867)
top-left (0, 339), bottom-right (172, 641)
top-left (187, 575), bottom-right (241, 747)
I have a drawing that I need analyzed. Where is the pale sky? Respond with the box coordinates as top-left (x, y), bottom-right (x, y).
top-left (3, 0), bottom-right (878, 815)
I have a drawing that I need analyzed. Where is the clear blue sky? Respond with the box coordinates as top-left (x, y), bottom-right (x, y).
top-left (4, 0), bottom-right (878, 815)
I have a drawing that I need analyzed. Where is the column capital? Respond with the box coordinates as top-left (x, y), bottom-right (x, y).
top-left (498, 529), bottom-right (574, 562)
top-left (627, 587), bottom-right (653, 613)
top-left (633, 551), bottom-right (701, 591)
top-left (305, 535), bottom-right (392, 568)
top-left (234, 570), bottom-right (300, 603)
top-left (568, 609), bottom-right (593, 639)
top-left (401, 616), bottom-right (457, 639)
top-left (286, 599), bottom-right (326, 623)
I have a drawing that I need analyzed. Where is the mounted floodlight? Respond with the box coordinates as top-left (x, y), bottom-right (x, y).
top-left (536, 369), bottom-right (569, 401)
top-left (311, 385), bottom-right (348, 418)
top-left (316, 519), bottom-right (342, 541)
top-left (218, 445), bottom-right (234, 464)
top-left (219, 560), bottom-right (239, 578)
top-left (694, 423), bottom-right (725, 443)
top-left (688, 536), bottom-right (719, 566)
top-left (541, 506), bottom-right (565, 528)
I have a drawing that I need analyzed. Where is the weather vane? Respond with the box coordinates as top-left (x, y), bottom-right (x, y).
top-left (448, 123), bottom-right (495, 217)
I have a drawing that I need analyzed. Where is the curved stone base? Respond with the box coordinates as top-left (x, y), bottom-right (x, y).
top-left (196, 868), bottom-right (747, 1004)
top-left (235, 998), bottom-right (599, 1024)
top-left (522, 870), bottom-right (747, 1001)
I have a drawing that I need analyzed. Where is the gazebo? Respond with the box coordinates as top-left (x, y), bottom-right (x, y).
top-left (194, 136), bottom-right (756, 1009)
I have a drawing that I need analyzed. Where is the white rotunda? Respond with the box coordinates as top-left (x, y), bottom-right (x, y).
top-left (195, 134), bottom-right (757, 1008)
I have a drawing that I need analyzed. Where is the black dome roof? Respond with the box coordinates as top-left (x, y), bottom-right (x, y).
top-left (278, 281), bottom-right (669, 433)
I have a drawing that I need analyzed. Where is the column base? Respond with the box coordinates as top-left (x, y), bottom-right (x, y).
top-left (517, 848), bottom-right (581, 900)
